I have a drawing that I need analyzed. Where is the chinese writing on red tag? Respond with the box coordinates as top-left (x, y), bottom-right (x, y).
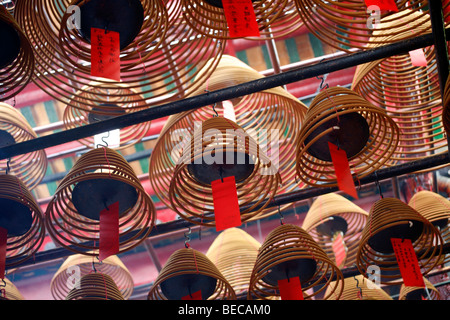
top-left (222, 0), bottom-right (260, 38)
top-left (90, 28), bottom-right (121, 81)
top-left (211, 176), bottom-right (242, 232)
top-left (391, 238), bottom-right (425, 287)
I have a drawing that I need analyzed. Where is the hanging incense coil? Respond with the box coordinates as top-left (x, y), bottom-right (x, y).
top-left (50, 253), bottom-right (134, 300)
top-left (248, 224), bottom-right (344, 300)
top-left (325, 275), bottom-right (392, 300)
top-left (408, 190), bottom-right (450, 265)
top-left (65, 273), bottom-right (124, 300)
top-left (399, 277), bottom-right (441, 300)
top-left (352, 12), bottom-right (447, 163)
top-left (181, 0), bottom-right (303, 40)
top-left (148, 247), bottom-right (236, 300)
top-left (206, 227), bottom-right (261, 295)
top-left (0, 174), bottom-right (46, 270)
top-left (0, 5), bottom-right (34, 101)
top-left (0, 103), bottom-right (48, 190)
top-left (149, 55), bottom-right (307, 222)
top-left (294, 1), bottom-right (448, 52)
top-left (0, 278), bottom-right (25, 300)
top-left (356, 197), bottom-right (444, 285)
top-left (295, 86), bottom-right (399, 188)
top-left (15, 0), bottom-right (225, 111)
top-left (45, 147), bottom-right (156, 256)
top-left (63, 82), bottom-right (151, 149)
top-left (302, 193), bottom-right (369, 269)
top-left (168, 116), bottom-right (281, 227)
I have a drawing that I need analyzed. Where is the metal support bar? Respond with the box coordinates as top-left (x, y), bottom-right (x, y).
top-left (1, 30), bottom-right (449, 161)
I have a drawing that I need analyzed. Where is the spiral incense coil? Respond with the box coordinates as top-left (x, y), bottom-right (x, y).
top-left (148, 247), bottom-right (236, 300)
top-left (168, 116), bottom-right (281, 227)
top-left (0, 278), bottom-right (25, 300)
top-left (352, 12), bottom-right (447, 163)
top-left (63, 82), bottom-right (151, 149)
top-left (295, 86), bottom-right (399, 188)
top-left (248, 224), bottom-right (344, 300)
top-left (14, 0), bottom-right (225, 111)
top-left (356, 197), bottom-right (444, 285)
top-left (0, 174), bottom-right (46, 269)
top-left (181, 0), bottom-right (303, 40)
top-left (0, 103), bottom-right (48, 190)
top-left (294, 1), bottom-right (447, 52)
top-left (206, 227), bottom-right (261, 295)
top-left (45, 147), bottom-right (156, 256)
top-left (408, 190), bottom-right (450, 265)
top-left (325, 275), bottom-right (392, 300)
top-left (302, 193), bottom-right (369, 268)
top-left (50, 253), bottom-right (134, 300)
top-left (149, 55), bottom-right (307, 222)
top-left (0, 5), bottom-right (34, 101)
top-left (399, 277), bottom-right (441, 300)
top-left (65, 273), bottom-right (124, 300)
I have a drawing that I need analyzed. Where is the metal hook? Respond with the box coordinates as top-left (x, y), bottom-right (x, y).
top-left (5, 158), bottom-right (10, 174)
top-left (374, 171), bottom-right (383, 199)
top-left (204, 89), bottom-right (219, 117)
top-left (184, 227), bottom-right (192, 248)
top-left (353, 275), bottom-right (362, 299)
top-left (278, 206), bottom-right (284, 225)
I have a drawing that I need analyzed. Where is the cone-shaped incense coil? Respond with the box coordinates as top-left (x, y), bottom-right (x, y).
top-left (0, 278), bottom-right (25, 300)
top-left (63, 82), bottom-right (151, 149)
top-left (399, 277), bottom-right (441, 300)
top-left (248, 224), bottom-right (344, 300)
top-left (0, 5), bottom-right (34, 101)
top-left (181, 0), bottom-right (303, 40)
top-left (295, 86), bottom-right (399, 187)
top-left (0, 174), bottom-right (45, 269)
top-left (148, 248), bottom-right (236, 300)
top-left (45, 147), bottom-right (156, 256)
top-left (15, 0), bottom-right (225, 110)
top-left (50, 253), bottom-right (134, 300)
top-left (206, 227), bottom-right (261, 295)
top-left (167, 116), bottom-right (281, 227)
top-left (0, 102), bottom-right (48, 190)
top-left (302, 193), bottom-right (369, 268)
top-left (294, 2), bottom-right (446, 52)
top-left (352, 11), bottom-right (447, 163)
top-left (65, 273), bottom-right (124, 300)
top-left (356, 197), bottom-right (444, 285)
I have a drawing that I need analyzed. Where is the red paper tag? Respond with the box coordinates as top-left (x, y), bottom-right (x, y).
top-left (211, 176), bottom-right (242, 232)
top-left (222, 0), bottom-right (260, 38)
top-left (99, 201), bottom-right (120, 261)
top-left (332, 233), bottom-right (347, 267)
top-left (364, 0), bottom-right (398, 12)
top-left (90, 28), bottom-right (121, 81)
top-left (0, 227), bottom-right (6, 279)
top-left (182, 290), bottom-right (202, 300)
top-left (278, 277), bottom-right (304, 300)
top-left (409, 49), bottom-right (428, 67)
top-left (391, 238), bottom-right (425, 287)
top-left (328, 142), bottom-right (358, 199)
